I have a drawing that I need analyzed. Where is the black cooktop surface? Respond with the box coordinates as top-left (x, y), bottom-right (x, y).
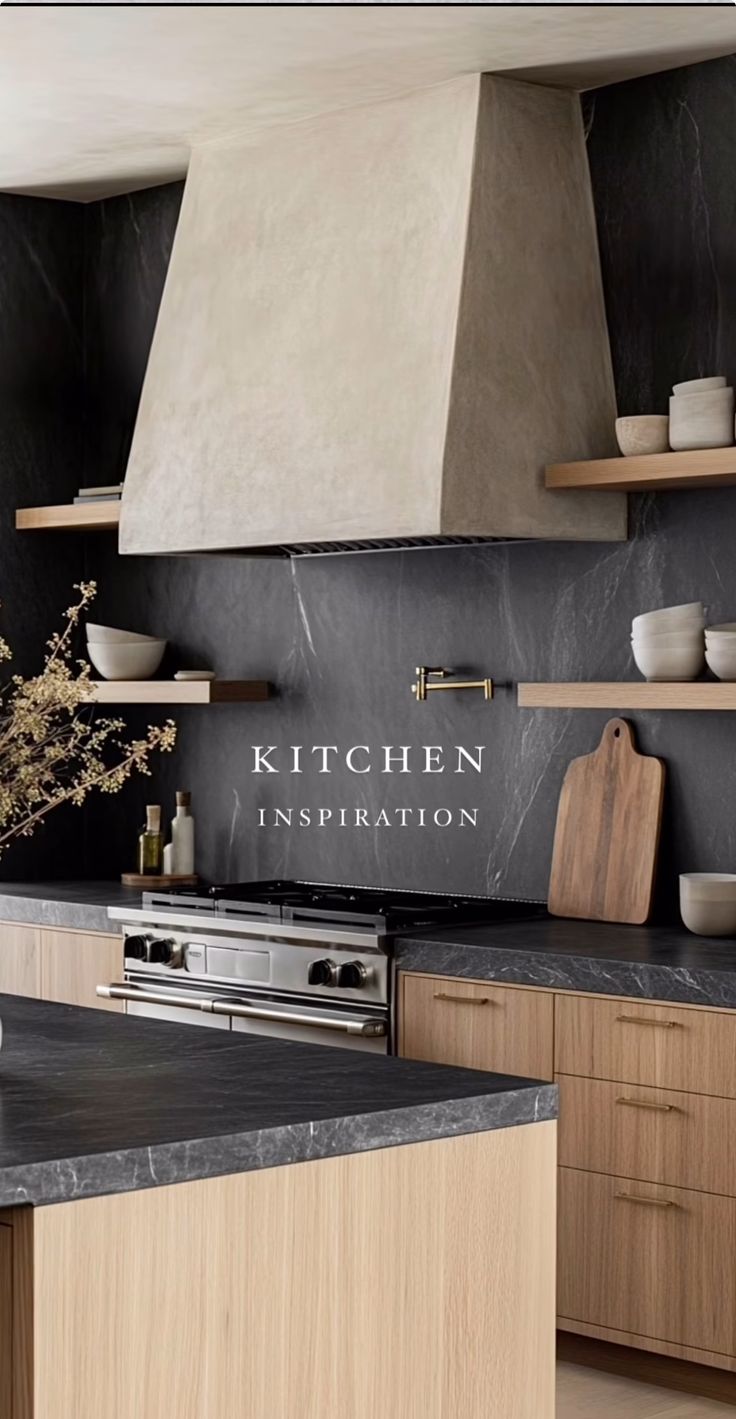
top-left (141, 880), bottom-right (546, 933)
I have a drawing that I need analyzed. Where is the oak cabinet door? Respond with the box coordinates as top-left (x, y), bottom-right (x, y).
top-left (399, 974), bottom-right (554, 1080)
top-left (558, 1165), bottom-right (736, 1357)
top-left (40, 929), bottom-right (124, 1012)
top-left (0, 923), bottom-right (41, 998)
top-left (0, 1224), bottom-right (11, 1419)
top-left (555, 992), bottom-right (736, 1098)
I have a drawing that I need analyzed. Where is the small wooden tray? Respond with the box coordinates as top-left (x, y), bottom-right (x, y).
top-left (121, 873), bottom-right (199, 888)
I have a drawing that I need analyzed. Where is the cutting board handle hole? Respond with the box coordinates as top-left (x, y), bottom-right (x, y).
top-left (614, 727), bottom-right (621, 737)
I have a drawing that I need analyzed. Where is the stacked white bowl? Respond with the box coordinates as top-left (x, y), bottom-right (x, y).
top-left (631, 602), bottom-right (705, 682)
top-left (669, 376), bottom-right (734, 451)
top-left (86, 623), bottom-right (166, 681)
top-left (705, 623), bottom-right (736, 681)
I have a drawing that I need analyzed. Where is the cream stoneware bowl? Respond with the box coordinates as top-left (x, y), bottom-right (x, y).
top-left (631, 604), bottom-right (704, 634)
top-left (669, 386), bottom-right (734, 450)
top-left (672, 376), bottom-right (726, 395)
top-left (631, 630), bottom-right (704, 649)
top-left (631, 641), bottom-right (704, 682)
top-left (705, 646), bottom-right (736, 681)
top-left (87, 640), bottom-right (166, 681)
top-left (680, 874), bottom-right (736, 936)
top-left (86, 623), bottom-right (162, 645)
top-left (615, 415), bottom-right (669, 457)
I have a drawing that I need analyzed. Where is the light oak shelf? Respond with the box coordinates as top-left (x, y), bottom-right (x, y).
top-left (546, 446), bottom-right (736, 492)
top-left (518, 682), bottom-right (736, 711)
top-left (16, 502), bottom-right (121, 532)
top-left (89, 680), bottom-right (271, 704)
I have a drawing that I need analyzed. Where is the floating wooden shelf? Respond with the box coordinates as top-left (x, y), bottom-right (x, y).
top-left (518, 682), bottom-right (736, 711)
top-left (546, 447), bottom-right (736, 492)
top-left (16, 502), bottom-right (121, 532)
top-left (88, 680), bottom-right (271, 705)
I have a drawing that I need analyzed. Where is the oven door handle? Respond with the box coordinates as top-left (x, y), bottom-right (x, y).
top-left (97, 985), bottom-right (387, 1037)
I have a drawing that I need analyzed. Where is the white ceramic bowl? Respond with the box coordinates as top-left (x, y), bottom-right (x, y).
top-left (669, 386), bottom-right (734, 451)
top-left (680, 873), bottom-right (736, 936)
top-left (631, 603), bottom-right (704, 634)
top-left (706, 623), bottom-right (736, 636)
top-left (615, 415), bottom-right (669, 457)
top-left (631, 622), bottom-right (704, 642)
top-left (87, 640), bottom-right (166, 681)
top-left (631, 640), bottom-right (704, 682)
top-left (631, 631), bottom-right (704, 651)
top-left (672, 376), bottom-right (726, 395)
top-left (86, 622), bottom-right (162, 645)
top-left (705, 646), bottom-right (736, 682)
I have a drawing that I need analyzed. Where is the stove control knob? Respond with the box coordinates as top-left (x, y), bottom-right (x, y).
top-left (337, 961), bottom-right (369, 990)
top-left (148, 938), bottom-right (181, 967)
top-left (125, 935), bottom-right (150, 961)
top-left (308, 958), bottom-right (339, 987)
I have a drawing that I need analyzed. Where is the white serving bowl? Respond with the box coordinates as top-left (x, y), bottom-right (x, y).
top-left (672, 376), bottom-right (726, 395)
top-left (631, 623), bottom-right (704, 643)
top-left (706, 623), bottom-right (736, 636)
top-left (680, 873), bottom-right (736, 936)
top-left (705, 646), bottom-right (736, 682)
top-left (631, 635), bottom-right (704, 654)
top-left (669, 386), bottom-right (734, 451)
top-left (631, 640), bottom-right (704, 682)
top-left (86, 622), bottom-right (162, 645)
top-left (615, 415), bottom-right (669, 457)
top-left (87, 640), bottom-right (166, 681)
top-left (631, 603), bottom-right (704, 634)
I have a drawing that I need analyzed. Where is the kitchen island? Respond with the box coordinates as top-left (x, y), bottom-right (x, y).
top-left (0, 994), bottom-right (556, 1419)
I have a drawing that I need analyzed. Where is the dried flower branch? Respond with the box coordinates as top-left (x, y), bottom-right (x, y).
top-left (0, 582), bottom-right (176, 851)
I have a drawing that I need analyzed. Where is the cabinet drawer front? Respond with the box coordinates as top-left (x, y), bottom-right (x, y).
top-left (558, 1074), bottom-right (736, 1196)
top-left (555, 993), bottom-right (736, 1097)
top-left (400, 975), bottom-right (554, 1080)
top-left (558, 1166), bottom-right (736, 1357)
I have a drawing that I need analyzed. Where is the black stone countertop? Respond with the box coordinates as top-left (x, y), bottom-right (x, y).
top-left (0, 995), bottom-right (555, 1208)
top-left (0, 882), bottom-right (134, 933)
top-left (396, 916), bottom-right (736, 1008)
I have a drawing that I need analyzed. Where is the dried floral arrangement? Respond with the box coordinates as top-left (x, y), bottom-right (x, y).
top-left (0, 581), bottom-right (176, 852)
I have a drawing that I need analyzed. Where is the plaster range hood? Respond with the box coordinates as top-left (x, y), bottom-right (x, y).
top-left (120, 73), bottom-right (626, 557)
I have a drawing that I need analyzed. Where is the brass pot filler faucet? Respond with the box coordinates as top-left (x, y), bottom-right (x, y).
top-left (412, 666), bottom-right (494, 702)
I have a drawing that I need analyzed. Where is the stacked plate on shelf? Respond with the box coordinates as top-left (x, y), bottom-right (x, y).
top-left (631, 602), bottom-right (705, 682)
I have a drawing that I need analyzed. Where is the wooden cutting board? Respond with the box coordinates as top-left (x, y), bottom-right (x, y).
top-left (548, 717), bottom-right (665, 925)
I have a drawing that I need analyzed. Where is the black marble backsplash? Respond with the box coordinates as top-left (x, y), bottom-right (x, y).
top-left (5, 56), bottom-right (736, 910)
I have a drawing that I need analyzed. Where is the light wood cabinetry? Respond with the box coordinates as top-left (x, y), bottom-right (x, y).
top-left (398, 970), bottom-right (736, 1383)
top-left (399, 974), bottom-right (554, 1080)
top-left (0, 924), bottom-right (41, 999)
top-left (0, 921), bottom-right (123, 1011)
top-left (555, 992), bottom-right (736, 1098)
top-left (558, 1074), bottom-right (736, 1197)
top-left (558, 1166), bottom-right (736, 1360)
top-left (39, 929), bottom-right (123, 1013)
top-left (0, 1223), bottom-right (12, 1419)
top-left (2, 1125), bottom-right (556, 1419)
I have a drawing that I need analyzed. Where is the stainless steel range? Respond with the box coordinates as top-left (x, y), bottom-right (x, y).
top-left (99, 882), bottom-right (544, 1053)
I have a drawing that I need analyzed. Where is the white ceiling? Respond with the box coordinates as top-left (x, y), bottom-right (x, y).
top-left (3, 4), bottom-right (736, 202)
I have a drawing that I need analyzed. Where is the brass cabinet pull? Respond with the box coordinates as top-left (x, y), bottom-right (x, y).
top-left (433, 992), bottom-right (490, 1006)
top-left (616, 1096), bottom-right (678, 1113)
top-left (615, 1191), bottom-right (679, 1210)
top-left (616, 1014), bottom-right (681, 1029)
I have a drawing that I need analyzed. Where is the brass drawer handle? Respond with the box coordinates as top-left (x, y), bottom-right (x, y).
top-left (433, 992), bottom-right (490, 1006)
top-left (615, 1191), bottom-right (679, 1210)
top-left (616, 1096), bottom-right (678, 1113)
top-left (616, 1014), bottom-right (681, 1029)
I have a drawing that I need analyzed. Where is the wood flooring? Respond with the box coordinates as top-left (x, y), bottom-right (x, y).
top-left (558, 1362), bottom-right (736, 1416)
